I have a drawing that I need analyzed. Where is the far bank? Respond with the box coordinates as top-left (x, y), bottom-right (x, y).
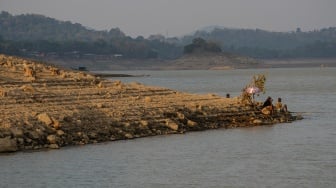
top-left (41, 55), bottom-right (336, 71)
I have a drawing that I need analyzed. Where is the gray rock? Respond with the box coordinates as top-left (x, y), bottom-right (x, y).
top-left (28, 131), bottom-right (40, 140)
top-left (88, 132), bottom-right (98, 139)
top-left (17, 138), bottom-right (24, 145)
top-left (10, 128), bottom-right (24, 138)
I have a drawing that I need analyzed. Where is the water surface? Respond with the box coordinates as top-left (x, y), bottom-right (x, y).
top-left (1, 67), bottom-right (335, 188)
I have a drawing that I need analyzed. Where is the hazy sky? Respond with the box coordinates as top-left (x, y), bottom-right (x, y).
top-left (1, 0), bottom-right (335, 37)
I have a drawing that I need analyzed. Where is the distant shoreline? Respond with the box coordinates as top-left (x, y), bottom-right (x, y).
top-left (260, 58), bottom-right (336, 69)
top-left (21, 54), bottom-right (336, 71)
top-left (92, 73), bottom-right (150, 78)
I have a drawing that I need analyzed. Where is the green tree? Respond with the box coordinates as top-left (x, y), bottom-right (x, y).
top-left (183, 37), bottom-right (221, 54)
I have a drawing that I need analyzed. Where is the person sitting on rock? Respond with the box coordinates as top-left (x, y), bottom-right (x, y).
top-left (275, 97), bottom-right (288, 113)
top-left (261, 96), bottom-right (274, 115)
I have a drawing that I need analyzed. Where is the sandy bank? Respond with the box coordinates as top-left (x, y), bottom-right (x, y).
top-left (0, 55), bottom-right (300, 153)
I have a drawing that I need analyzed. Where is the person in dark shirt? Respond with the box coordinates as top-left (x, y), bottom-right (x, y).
top-left (262, 96), bottom-right (273, 108)
top-left (261, 96), bottom-right (274, 115)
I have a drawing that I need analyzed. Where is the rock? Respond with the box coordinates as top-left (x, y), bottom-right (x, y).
top-left (49, 144), bottom-right (60, 149)
top-left (50, 68), bottom-right (60, 75)
top-left (114, 80), bottom-right (122, 86)
top-left (47, 135), bottom-right (58, 144)
top-left (0, 89), bottom-right (7, 97)
top-left (0, 127), bottom-right (12, 137)
top-left (17, 138), bottom-right (24, 145)
top-left (10, 128), bottom-right (24, 138)
top-left (88, 132), bottom-right (98, 139)
top-left (0, 137), bottom-right (18, 152)
top-left (25, 138), bottom-right (32, 143)
top-left (24, 66), bottom-right (36, 78)
top-left (60, 72), bottom-right (67, 78)
top-left (253, 119), bottom-right (263, 124)
top-left (123, 122), bottom-right (131, 128)
top-left (197, 104), bottom-right (204, 110)
top-left (140, 120), bottom-right (149, 129)
top-left (51, 118), bottom-right (61, 129)
top-left (24, 76), bottom-right (36, 82)
top-left (20, 84), bottom-right (35, 93)
top-left (37, 113), bottom-right (53, 125)
top-left (165, 119), bottom-right (179, 131)
top-left (124, 133), bottom-right (134, 139)
top-left (96, 103), bottom-right (104, 108)
top-left (187, 120), bottom-right (198, 127)
top-left (24, 146), bottom-right (33, 150)
top-left (35, 128), bottom-right (47, 138)
top-left (81, 133), bottom-right (89, 143)
top-left (97, 81), bottom-right (105, 88)
top-left (76, 119), bottom-right (82, 125)
top-left (295, 114), bottom-right (304, 120)
top-left (176, 112), bottom-right (185, 120)
top-left (145, 96), bottom-right (152, 103)
top-left (56, 130), bottom-right (65, 136)
top-left (28, 131), bottom-right (40, 140)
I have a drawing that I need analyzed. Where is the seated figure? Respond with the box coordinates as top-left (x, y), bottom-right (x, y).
top-left (261, 96), bottom-right (274, 115)
top-left (275, 97), bottom-right (288, 113)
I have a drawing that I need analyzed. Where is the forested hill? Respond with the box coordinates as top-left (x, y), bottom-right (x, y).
top-left (181, 27), bottom-right (336, 58)
top-left (0, 11), bottom-right (125, 41)
top-left (1, 11), bottom-right (336, 59)
top-left (0, 11), bottom-right (181, 59)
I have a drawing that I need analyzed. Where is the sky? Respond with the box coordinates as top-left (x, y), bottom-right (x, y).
top-left (1, 0), bottom-right (335, 38)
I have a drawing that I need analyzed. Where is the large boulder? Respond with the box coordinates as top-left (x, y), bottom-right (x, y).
top-left (0, 137), bottom-right (18, 153)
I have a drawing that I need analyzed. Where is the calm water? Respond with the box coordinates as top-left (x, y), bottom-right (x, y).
top-left (1, 67), bottom-right (335, 188)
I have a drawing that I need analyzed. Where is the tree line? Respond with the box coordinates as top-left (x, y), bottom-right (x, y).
top-left (181, 27), bottom-right (336, 58)
top-left (1, 11), bottom-right (336, 59)
top-left (0, 11), bottom-right (181, 59)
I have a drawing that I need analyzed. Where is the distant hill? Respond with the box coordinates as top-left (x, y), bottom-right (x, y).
top-left (0, 11), bottom-right (181, 59)
top-left (180, 27), bottom-right (336, 58)
top-left (0, 11), bottom-right (125, 41)
top-left (1, 11), bottom-right (336, 60)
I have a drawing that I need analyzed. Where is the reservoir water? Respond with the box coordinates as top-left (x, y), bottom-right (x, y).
top-left (1, 67), bottom-right (335, 187)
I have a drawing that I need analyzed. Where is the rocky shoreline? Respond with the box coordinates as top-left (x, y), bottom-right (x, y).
top-left (0, 55), bottom-right (301, 153)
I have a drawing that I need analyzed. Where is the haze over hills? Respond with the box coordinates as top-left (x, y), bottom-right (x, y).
top-left (1, 11), bottom-right (336, 61)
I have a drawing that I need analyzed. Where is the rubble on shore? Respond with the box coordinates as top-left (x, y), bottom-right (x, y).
top-left (0, 55), bottom-right (300, 153)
